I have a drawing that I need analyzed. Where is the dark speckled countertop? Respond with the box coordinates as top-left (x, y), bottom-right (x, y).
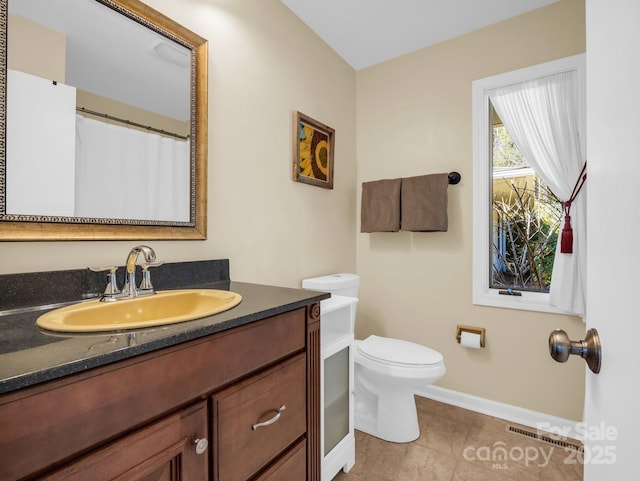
top-left (0, 260), bottom-right (329, 395)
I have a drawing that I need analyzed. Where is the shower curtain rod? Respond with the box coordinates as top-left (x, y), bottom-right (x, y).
top-left (76, 107), bottom-right (190, 141)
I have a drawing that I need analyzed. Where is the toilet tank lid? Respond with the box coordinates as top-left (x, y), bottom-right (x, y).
top-left (359, 335), bottom-right (443, 366)
top-left (302, 273), bottom-right (360, 291)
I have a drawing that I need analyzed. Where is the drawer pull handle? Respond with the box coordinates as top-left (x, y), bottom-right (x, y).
top-left (252, 405), bottom-right (286, 431)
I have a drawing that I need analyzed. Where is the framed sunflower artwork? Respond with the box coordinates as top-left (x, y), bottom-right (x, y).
top-left (292, 111), bottom-right (335, 189)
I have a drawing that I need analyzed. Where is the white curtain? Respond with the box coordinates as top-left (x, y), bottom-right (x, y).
top-left (489, 70), bottom-right (586, 316)
top-left (75, 115), bottom-right (190, 222)
top-left (7, 70), bottom-right (77, 216)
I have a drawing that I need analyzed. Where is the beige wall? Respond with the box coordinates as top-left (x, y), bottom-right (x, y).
top-left (8, 15), bottom-right (66, 81)
top-left (355, 0), bottom-right (586, 420)
top-left (0, 0), bottom-right (357, 288)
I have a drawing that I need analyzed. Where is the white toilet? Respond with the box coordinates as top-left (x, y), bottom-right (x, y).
top-left (302, 273), bottom-right (445, 444)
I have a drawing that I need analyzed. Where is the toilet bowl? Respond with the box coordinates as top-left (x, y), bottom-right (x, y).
top-left (354, 335), bottom-right (445, 443)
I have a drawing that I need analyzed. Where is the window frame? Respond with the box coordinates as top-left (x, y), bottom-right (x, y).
top-left (471, 54), bottom-right (586, 314)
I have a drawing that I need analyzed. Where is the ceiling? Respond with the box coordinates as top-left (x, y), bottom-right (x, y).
top-left (10, 0), bottom-right (191, 121)
top-left (280, 0), bottom-right (559, 70)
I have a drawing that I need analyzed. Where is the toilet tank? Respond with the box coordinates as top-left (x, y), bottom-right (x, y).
top-left (302, 273), bottom-right (360, 298)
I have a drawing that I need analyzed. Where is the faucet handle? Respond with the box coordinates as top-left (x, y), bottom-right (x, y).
top-left (88, 266), bottom-right (121, 299)
top-left (139, 261), bottom-right (164, 292)
top-left (141, 261), bottom-right (164, 269)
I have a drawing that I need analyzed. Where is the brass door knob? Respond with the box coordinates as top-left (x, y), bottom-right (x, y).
top-left (549, 328), bottom-right (601, 374)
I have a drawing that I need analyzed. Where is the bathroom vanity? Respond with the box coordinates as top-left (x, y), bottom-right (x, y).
top-left (0, 260), bottom-right (328, 481)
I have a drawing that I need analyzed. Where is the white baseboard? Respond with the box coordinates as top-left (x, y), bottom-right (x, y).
top-left (417, 385), bottom-right (583, 442)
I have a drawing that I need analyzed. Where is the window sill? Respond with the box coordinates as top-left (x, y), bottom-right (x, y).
top-left (473, 288), bottom-right (572, 315)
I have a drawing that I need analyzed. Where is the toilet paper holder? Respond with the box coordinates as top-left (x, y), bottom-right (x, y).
top-left (455, 325), bottom-right (486, 348)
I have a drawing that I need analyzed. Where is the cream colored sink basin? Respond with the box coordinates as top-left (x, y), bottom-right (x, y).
top-left (36, 289), bottom-right (242, 333)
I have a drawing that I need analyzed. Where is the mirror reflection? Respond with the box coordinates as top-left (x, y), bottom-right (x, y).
top-left (4, 0), bottom-right (198, 226)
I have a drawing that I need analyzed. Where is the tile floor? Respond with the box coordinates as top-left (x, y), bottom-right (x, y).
top-left (333, 396), bottom-right (583, 481)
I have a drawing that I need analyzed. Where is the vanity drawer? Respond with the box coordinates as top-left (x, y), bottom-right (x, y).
top-left (212, 354), bottom-right (307, 481)
top-left (254, 439), bottom-right (307, 481)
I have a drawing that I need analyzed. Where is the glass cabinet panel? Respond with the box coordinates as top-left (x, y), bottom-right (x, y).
top-left (323, 346), bottom-right (349, 456)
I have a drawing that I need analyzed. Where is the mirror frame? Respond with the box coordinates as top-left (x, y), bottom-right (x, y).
top-left (0, 0), bottom-right (208, 240)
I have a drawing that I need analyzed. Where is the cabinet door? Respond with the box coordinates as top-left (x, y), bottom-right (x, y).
top-left (41, 401), bottom-right (208, 481)
top-left (323, 346), bottom-right (350, 456)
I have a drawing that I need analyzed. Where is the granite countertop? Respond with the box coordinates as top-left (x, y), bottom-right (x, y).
top-left (0, 261), bottom-right (329, 395)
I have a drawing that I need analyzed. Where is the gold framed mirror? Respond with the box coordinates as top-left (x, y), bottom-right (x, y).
top-left (1, 0), bottom-right (208, 240)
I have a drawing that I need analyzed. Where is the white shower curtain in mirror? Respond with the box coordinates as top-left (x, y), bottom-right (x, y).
top-left (74, 115), bottom-right (190, 222)
top-left (489, 70), bottom-right (586, 316)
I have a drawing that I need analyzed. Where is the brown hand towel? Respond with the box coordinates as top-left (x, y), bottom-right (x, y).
top-left (401, 173), bottom-right (449, 232)
top-left (360, 178), bottom-right (401, 232)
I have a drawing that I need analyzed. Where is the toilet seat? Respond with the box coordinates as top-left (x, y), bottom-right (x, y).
top-left (357, 335), bottom-right (443, 367)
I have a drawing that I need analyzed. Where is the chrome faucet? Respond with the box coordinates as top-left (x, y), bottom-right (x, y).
top-left (90, 245), bottom-right (162, 301)
top-left (122, 245), bottom-right (157, 298)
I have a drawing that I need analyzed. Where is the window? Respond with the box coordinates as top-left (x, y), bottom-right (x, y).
top-left (490, 106), bottom-right (562, 294)
top-left (472, 55), bottom-right (585, 313)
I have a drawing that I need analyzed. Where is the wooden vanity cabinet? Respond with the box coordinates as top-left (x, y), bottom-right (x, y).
top-left (0, 304), bottom-right (321, 481)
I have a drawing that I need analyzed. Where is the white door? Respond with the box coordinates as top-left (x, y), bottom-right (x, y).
top-left (583, 1), bottom-right (640, 480)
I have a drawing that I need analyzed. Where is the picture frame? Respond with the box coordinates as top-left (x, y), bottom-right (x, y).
top-left (292, 111), bottom-right (335, 189)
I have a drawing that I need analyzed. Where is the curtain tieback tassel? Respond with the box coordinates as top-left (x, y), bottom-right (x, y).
top-left (561, 202), bottom-right (573, 254)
